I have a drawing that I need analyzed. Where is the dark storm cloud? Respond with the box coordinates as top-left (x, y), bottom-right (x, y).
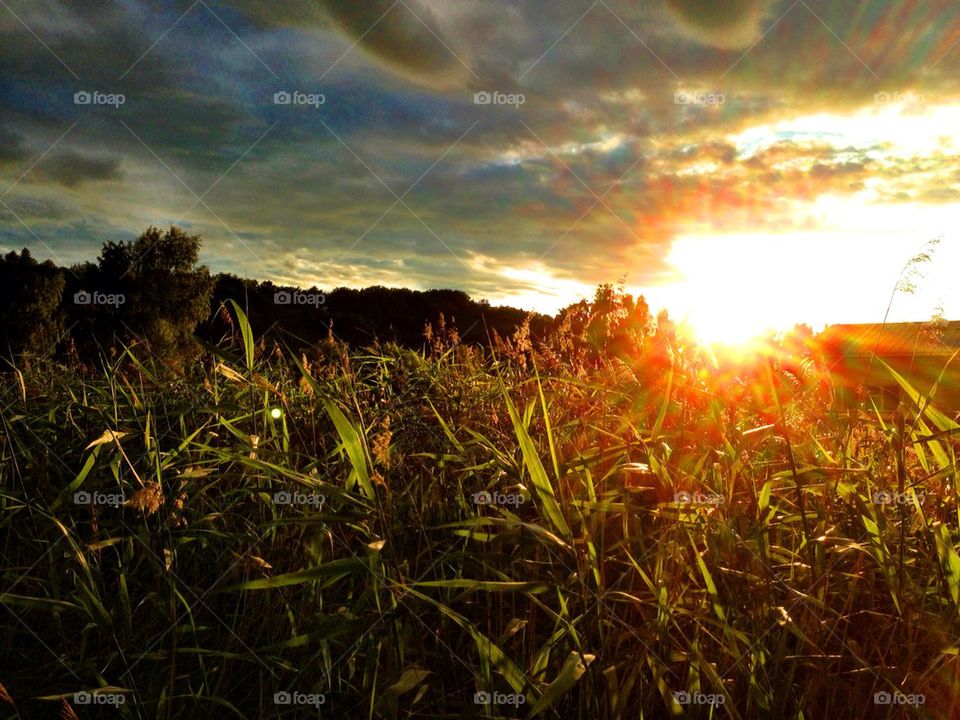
top-left (0, 1), bottom-right (174, 91)
top-left (0, 126), bottom-right (30, 164)
top-left (1, 0), bottom-right (960, 305)
top-left (34, 150), bottom-right (122, 188)
top-left (0, 195), bottom-right (73, 225)
top-left (663, 0), bottom-right (776, 49)
top-left (230, 0), bottom-right (469, 89)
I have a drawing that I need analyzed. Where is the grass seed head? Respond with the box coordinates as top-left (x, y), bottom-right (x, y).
top-left (126, 481), bottom-right (164, 516)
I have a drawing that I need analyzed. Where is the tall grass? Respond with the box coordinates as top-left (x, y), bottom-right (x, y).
top-left (1, 305), bottom-right (958, 718)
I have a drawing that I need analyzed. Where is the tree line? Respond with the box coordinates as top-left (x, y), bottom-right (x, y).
top-left (2, 226), bottom-right (661, 367)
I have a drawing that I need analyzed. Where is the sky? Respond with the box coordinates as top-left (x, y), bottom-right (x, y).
top-left (2, 0), bottom-right (960, 341)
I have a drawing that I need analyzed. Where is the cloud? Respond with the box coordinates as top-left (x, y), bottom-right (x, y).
top-left (663, 0), bottom-right (775, 49)
top-left (3, 0), bottom-right (960, 317)
top-left (36, 151), bottom-right (122, 188)
top-left (231, 0), bottom-right (469, 90)
top-left (0, 126), bottom-right (29, 164)
top-left (323, 0), bottom-right (468, 89)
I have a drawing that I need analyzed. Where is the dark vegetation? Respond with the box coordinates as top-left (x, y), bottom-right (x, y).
top-left (1, 228), bottom-right (958, 719)
top-left (0, 226), bottom-right (555, 365)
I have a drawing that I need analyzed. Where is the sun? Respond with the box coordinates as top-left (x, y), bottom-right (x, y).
top-left (649, 234), bottom-right (805, 346)
top-left (643, 222), bottom-right (960, 348)
top-left (682, 304), bottom-right (774, 347)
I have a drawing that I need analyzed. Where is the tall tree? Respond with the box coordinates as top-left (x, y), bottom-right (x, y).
top-left (95, 226), bottom-right (214, 360)
top-left (0, 249), bottom-right (65, 360)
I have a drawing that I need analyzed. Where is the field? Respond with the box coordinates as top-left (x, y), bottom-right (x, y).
top-left (2, 303), bottom-right (959, 719)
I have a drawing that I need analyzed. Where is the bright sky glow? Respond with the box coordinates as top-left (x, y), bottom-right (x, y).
top-left (730, 100), bottom-right (960, 160)
top-left (644, 228), bottom-right (958, 344)
top-left (628, 102), bottom-right (960, 344)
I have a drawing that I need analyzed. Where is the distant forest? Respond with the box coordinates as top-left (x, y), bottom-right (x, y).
top-left (0, 226), bottom-right (659, 366)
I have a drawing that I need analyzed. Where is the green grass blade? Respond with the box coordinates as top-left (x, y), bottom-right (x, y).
top-left (227, 299), bottom-right (255, 372)
top-left (502, 386), bottom-right (571, 540)
top-left (322, 398), bottom-right (375, 500)
top-left (526, 651), bottom-right (595, 717)
top-left (232, 558), bottom-right (367, 590)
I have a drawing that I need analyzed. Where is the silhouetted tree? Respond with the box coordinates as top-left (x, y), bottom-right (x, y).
top-left (92, 227), bottom-right (214, 361)
top-left (0, 249), bottom-right (65, 360)
top-left (203, 279), bottom-right (549, 353)
top-left (1, 233), bottom-right (557, 364)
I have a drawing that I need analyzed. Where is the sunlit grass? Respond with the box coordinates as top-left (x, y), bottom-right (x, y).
top-left (1, 302), bottom-right (958, 718)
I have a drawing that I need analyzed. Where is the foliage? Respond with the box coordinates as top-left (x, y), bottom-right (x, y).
top-left (1, 289), bottom-right (958, 719)
top-left (0, 249), bottom-right (65, 360)
top-left (91, 226), bottom-right (214, 361)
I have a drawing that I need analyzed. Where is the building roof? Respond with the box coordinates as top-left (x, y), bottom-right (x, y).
top-left (818, 321), bottom-right (960, 359)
